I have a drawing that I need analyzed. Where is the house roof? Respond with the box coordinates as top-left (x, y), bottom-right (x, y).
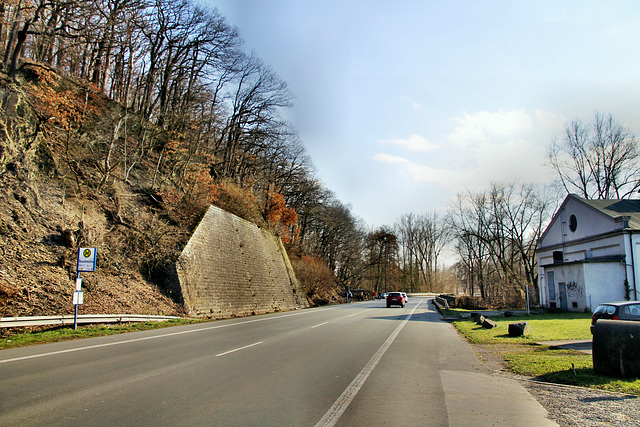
top-left (579, 197), bottom-right (640, 230)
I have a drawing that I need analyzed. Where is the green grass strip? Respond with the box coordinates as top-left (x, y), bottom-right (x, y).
top-left (0, 318), bottom-right (202, 350)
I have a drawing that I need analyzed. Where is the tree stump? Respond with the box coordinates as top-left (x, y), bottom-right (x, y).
top-left (482, 318), bottom-right (497, 329)
top-left (508, 322), bottom-right (529, 337)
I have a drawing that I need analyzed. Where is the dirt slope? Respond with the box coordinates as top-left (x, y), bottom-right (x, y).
top-left (0, 172), bottom-right (184, 318)
top-left (0, 66), bottom-right (184, 318)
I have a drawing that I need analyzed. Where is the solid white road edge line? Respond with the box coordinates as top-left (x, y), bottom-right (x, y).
top-left (314, 301), bottom-right (422, 427)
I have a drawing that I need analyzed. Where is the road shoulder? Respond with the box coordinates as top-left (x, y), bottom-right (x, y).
top-left (470, 342), bottom-right (640, 426)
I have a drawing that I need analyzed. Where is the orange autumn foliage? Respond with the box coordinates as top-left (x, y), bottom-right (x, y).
top-left (265, 190), bottom-right (298, 243)
top-left (163, 175), bottom-right (300, 242)
top-left (265, 191), bottom-right (297, 225)
top-left (26, 65), bottom-right (98, 130)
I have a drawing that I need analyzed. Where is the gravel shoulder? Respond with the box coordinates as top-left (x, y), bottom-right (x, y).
top-left (472, 343), bottom-right (640, 426)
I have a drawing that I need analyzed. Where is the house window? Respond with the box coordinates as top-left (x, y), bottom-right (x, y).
top-left (569, 214), bottom-right (577, 232)
top-left (553, 251), bottom-right (564, 263)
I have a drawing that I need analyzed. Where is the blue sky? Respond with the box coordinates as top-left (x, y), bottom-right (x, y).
top-left (204, 0), bottom-right (640, 228)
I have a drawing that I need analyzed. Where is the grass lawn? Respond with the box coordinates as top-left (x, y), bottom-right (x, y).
top-left (0, 318), bottom-right (201, 350)
top-left (449, 311), bottom-right (640, 395)
top-left (451, 312), bottom-right (592, 343)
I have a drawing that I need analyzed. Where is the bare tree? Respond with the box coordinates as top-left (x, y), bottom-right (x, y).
top-left (447, 191), bottom-right (490, 300)
top-left (367, 227), bottom-right (398, 295)
top-left (7, 0), bottom-right (48, 79)
top-left (214, 53), bottom-right (293, 180)
top-left (396, 213), bottom-right (420, 291)
top-left (548, 112), bottom-right (640, 199)
top-left (448, 182), bottom-right (554, 305)
top-left (3, 0), bottom-right (24, 67)
top-left (395, 212), bottom-right (448, 292)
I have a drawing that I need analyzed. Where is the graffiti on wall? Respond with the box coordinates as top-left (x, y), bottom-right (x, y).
top-left (566, 281), bottom-right (583, 299)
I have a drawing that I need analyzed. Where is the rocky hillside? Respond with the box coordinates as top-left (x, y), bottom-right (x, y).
top-left (0, 63), bottom-right (342, 320)
top-left (0, 65), bottom-right (187, 318)
top-left (0, 172), bottom-right (185, 318)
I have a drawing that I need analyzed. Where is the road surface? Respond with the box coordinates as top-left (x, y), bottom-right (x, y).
top-left (0, 298), bottom-right (556, 426)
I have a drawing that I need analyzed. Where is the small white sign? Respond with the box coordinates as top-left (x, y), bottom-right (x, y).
top-left (75, 277), bottom-right (82, 291)
top-left (73, 291), bottom-right (84, 305)
top-left (77, 248), bottom-right (97, 272)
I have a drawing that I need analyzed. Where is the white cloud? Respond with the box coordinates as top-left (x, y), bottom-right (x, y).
top-left (376, 138), bottom-right (549, 193)
top-left (448, 109), bottom-right (533, 147)
top-left (374, 153), bottom-right (468, 189)
top-left (400, 95), bottom-right (422, 110)
top-left (374, 153), bottom-right (408, 165)
top-left (378, 134), bottom-right (440, 152)
top-left (375, 108), bottom-right (560, 195)
top-left (473, 139), bottom-right (548, 186)
top-left (534, 109), bottom-right (565, 130)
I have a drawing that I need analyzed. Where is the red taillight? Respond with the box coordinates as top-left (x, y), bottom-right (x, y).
top-left (613, 315), bottom-right (619, 320)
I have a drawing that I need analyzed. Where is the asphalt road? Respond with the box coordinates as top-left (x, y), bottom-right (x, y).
top-left (0, 298), bottom-right (556, 426)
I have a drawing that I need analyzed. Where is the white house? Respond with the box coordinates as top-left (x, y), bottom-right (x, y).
top-left (537, 194), bottom-right (640, 312)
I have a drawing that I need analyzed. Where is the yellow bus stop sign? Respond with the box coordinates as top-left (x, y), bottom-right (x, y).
top-left (77, 247), bottom-right (97, 272)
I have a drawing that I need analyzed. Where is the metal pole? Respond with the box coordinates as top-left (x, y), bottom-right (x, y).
top-left (74, 272), bottom-right (80, 331)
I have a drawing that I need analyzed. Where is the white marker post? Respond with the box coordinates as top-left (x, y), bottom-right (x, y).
top-left (75, 248), bottom-right (97, 330)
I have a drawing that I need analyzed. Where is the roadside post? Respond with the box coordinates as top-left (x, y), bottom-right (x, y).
top-left (75, 247), bottom-right (97, 330)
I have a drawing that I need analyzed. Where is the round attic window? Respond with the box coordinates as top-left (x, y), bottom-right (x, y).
top-left (569, 214), bottom-right (577, 232)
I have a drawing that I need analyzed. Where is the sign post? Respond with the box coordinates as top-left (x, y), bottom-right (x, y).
top-left (75, 248), bottom-right (97, 330)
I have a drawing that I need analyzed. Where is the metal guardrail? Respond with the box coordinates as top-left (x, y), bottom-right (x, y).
top-left (0, 314), bottom-right (181, 328)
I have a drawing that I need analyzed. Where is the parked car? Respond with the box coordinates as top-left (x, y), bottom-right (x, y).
top-left (379, 292), bottom-right (388, 300)
top-left (401, 292), bottom-right (408, 302)
top-left (386, 292), bottom-right (405, 308)
top-left (591, 301), bottom-right (640, 333)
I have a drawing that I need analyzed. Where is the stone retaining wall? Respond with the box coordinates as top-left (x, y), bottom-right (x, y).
top-left (177, 205), bottom-right (309, 318)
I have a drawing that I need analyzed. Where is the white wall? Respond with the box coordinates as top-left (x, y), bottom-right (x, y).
top-left (584, 262), bottom-right (627, 311)
top-left (540, 197), bottom-right (624, 248)
top-left (632, 237), bottom-right (640, 302)
top-left (541, 263), bottom-right (585, 311)
top-left (539, 234), bottom-right (626, 266)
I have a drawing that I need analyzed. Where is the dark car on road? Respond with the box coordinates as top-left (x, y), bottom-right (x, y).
top-left (591, 301), bottom-right (640, 333)
top-left (386, 292), bottom-right (405, 308)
